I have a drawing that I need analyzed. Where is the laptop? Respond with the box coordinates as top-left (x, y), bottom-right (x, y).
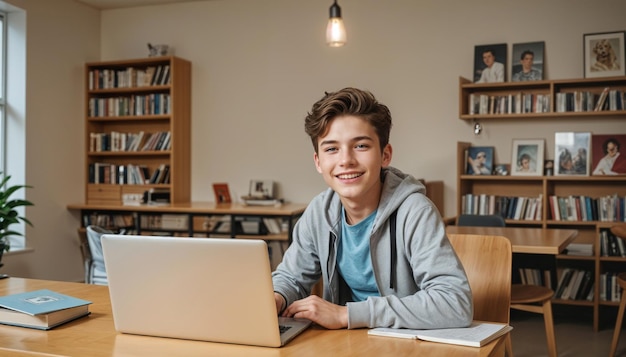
top-left (101, 235), bottom-right (311, 347)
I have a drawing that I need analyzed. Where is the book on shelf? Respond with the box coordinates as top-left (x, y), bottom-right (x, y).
top-left (368, 321), bottom-right (512, 348)
top-left (0, 289), bottom-right (91, 330)
top-left (241, 197), bottom-right (284, 207)
top-left (564, 242), bottom-right (593, 256)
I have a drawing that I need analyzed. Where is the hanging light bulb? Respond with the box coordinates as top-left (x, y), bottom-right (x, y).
top-left (326, 0), bottom-right (347, 47)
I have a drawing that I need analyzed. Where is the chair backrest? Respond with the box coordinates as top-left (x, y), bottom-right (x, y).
top-left (86, 225), bottom-right (114, 285)
top-left (457, 214), bottom-right (506, 227)
top-left (448, 233), bottom-right (512, 324)
top-left (77, 229), bottom-right (93, 283)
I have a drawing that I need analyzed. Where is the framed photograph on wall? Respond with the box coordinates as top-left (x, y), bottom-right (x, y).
top-left (554, 132), bottom-right (591, 176)
top-left (473, 43), bottom-right (507, 83)
top-left (511, 41), bottom-right (545, 82)
top-left (466, 146), bottom-right (494, 175)
top-left (584, 31), bottom-right (625, 78)
top-left (511, 139), bottom-right (544, 176)
top-left (591, 134), bottom-right (626, 175)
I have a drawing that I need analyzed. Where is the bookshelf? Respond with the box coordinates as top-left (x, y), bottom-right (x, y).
top-left (459, 76), bottom-right (626, 120)
top-left (67, 202), bottom-right (307, 270)
top-left (85, 56), bottom-right (191, 205)
top-left (456, 141), bottom-right (626, 331)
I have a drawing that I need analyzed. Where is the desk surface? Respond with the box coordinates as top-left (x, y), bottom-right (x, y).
top-left (0, 278), bottom-right (505, 357)
top-left (67, 201), bottom-right (308, 216)
top-left (446, 226), bottom-right (578, 254)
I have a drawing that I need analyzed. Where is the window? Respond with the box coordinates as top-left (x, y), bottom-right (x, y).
top-left (0, 11), bottom-right (5, 172)
top-left (2, 6), bottom-right (27, 250)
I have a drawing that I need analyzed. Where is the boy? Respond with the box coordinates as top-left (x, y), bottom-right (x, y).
top-left (272, 88), bottom-right (472, 330)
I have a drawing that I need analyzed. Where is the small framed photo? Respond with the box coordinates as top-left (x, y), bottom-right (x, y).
top-left (591, 134), bottom-right (626, 175)
top-left (248, 180), bottom-right (274, 199)
top-left (212, 183), bottom-right (231, 203)
top-left (466, 146), bottom-right (494, 175)
top-left (555, 132), bottom-right (591, 176)
top-left (584, 31), bottom-right (625, 78)
top-left (473, 43), bottom-right (507, 83)
top-left (544, 160), bottom-right (554, 176)
top-left (511, 139), bottom-right (544, 176)
top-left (512, 41), bottom-right (545, 82)
top-left (494, 164), bottom-right (510, 176)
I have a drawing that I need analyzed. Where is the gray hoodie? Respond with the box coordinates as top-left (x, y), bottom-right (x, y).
top-left (272, 167), bottom-right (473, 329)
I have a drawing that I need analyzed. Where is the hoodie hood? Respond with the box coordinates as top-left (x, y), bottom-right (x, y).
top-left (319, 166), bottom-right (426, 234)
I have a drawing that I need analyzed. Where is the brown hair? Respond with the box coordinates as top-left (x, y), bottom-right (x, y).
top-left (304, 87), bottom-right (392, 154)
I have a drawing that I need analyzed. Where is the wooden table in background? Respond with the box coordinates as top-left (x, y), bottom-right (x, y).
top-left (446, 226), bottom-right (578, 254)
top-left (0, 278), bottom-right (506, 357)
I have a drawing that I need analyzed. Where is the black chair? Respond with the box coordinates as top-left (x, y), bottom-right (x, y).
top-left (456, 214), bottom-right (558, 357)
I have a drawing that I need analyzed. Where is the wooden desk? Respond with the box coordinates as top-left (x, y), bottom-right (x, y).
top-left (67, 202), bottom-right (308, 241)
top-left (446, 226), bottom-right (578, 254)
top-left (0, 278), bottom-right (506, 357)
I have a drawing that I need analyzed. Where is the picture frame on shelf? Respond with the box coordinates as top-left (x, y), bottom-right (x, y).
top-left (248, 180), bottom-right (275, 199)
top-left (511, 41), bottom-right (545, 82)
top-left (493, 164), bottom-right (510, 176)
top-left (511, 139), bottom-right (544, 176)
top-left (544, 160), bottom-right (554, 176)
top-left (466, 146), bottom-right (494, 175)
top-left (212, 183), bottom-right (231, 204)
top-left (473, 43), bottom-right (507, 83)
top-left (591, 134), bottom-right (626, 175)
top-left (555, 132), bottom-right (591, 176)
top-left (583, 31), bottom-right (625, 78)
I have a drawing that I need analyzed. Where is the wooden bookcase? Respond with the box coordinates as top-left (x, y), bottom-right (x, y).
top-left (84, 56), bottom-right (191, 205)
top-left (459, 75), bottom-right (626, 120)
top-left (68, 202), bottom-right (307, 270)
top-left (456, 141), bottom-right (626, 331)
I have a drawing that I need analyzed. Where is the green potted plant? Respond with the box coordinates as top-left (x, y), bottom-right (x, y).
top-left (0, 172), bottom-right (33, 257)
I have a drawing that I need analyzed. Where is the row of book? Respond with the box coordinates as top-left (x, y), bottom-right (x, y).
top-left (83, 212), bottom-right (134, 229)
top-left (555, 269), bottom-right (594, 301)
top-left (88, 93), bottom-right (170, 117)
top-left (548, 194), bottom-right (625, 222)
top-left (600, 271), bottom-right (623, 302)
top-left (518, 268), bottom-right (552, 288)
top-left (140, 214), bottom-right (189, 230)
top-left (555, 88), bottom-right (624, 112)
top-left (89, 131), bottom-right (171, 152)
top-left (88, 65), bottom-right (171, 90)
top-left (599, 229), bottom-right (626, 257)
top-left (88, 163), bottom-right (170, 185)
top-left (460, 194), bottom-right (543, 221)
top-left (468, 92), bottom-right (550, 115)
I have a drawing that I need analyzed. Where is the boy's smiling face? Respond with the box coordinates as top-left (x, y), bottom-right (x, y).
top-left (314, 115), bottom-right (392, 209)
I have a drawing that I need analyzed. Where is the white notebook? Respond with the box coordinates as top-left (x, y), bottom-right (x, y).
top-left (368, 321), bottom-right (512, 347)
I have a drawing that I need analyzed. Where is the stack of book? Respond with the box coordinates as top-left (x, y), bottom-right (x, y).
top-left (0, 289), bottom-right (91, 330)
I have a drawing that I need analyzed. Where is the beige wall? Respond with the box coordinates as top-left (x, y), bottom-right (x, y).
top-left (98, 0), bottom-right (626, 215)
top-left (4, 0), bottom-right (626, 281)
top-left (2, 0), bottom-right (99, 281)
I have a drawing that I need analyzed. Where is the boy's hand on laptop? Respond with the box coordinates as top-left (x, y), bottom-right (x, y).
top-left (281, 295), bottom-right (348, 329)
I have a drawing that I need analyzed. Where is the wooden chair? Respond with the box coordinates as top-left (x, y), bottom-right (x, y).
top-left (609, 224), bottom-right (626, 357)
top-left (456, 214), bottom-right (558, 357)
top-left (447, 233), bottom-right (511, 356)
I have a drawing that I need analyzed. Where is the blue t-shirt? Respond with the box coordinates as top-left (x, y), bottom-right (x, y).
top-left (337, 209), bottom-right (380, 301)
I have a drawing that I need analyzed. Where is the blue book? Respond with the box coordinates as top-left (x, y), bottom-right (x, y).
top-left (0, 289), bottom-right (91, 330)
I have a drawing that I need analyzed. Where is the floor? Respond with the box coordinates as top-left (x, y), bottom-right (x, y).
top-left (510, 306), bottom-right (626, 356)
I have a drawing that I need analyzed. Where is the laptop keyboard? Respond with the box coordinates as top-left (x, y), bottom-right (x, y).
top-left (279, 325), bottom-right (292, 334)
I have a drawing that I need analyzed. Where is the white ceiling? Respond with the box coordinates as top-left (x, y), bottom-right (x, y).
top-left (76, 0), bottom-right (202, 10)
